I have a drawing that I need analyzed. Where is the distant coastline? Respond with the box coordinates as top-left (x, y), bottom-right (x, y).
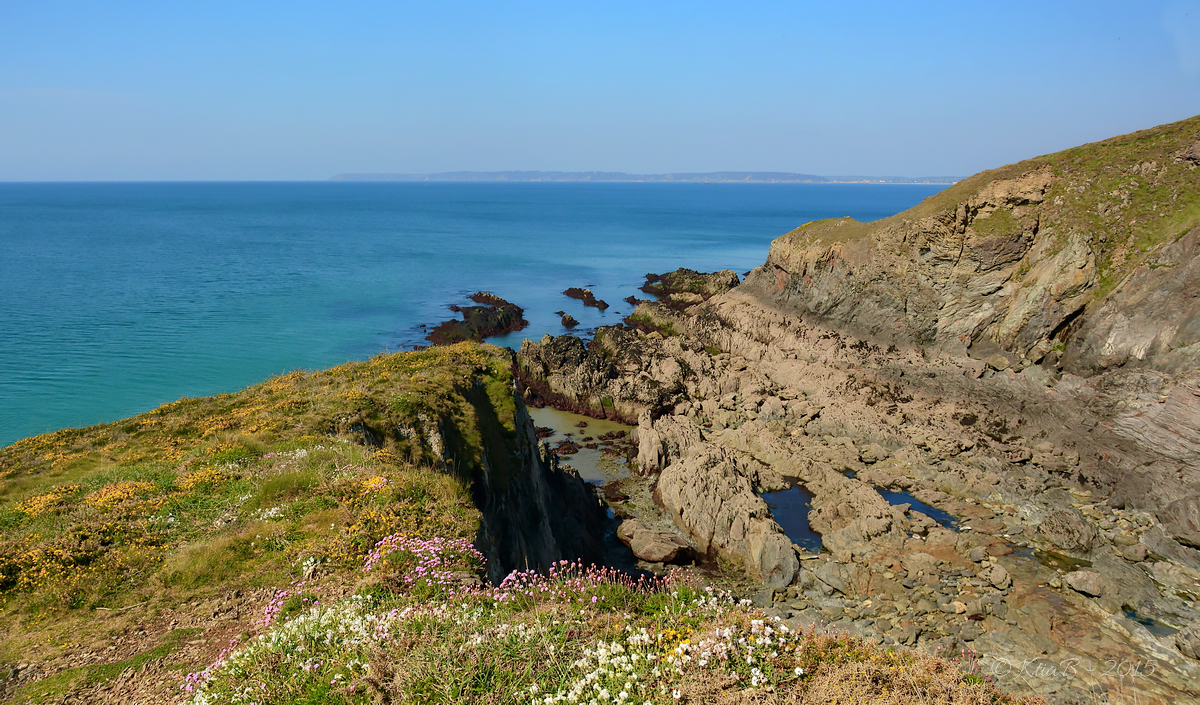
top-left (328, 170), bottom-right (961, 184)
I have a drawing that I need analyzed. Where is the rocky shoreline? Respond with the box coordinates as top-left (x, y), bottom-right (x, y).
top-left (507, 118), bottom-right (1200, 704)
top-left (518, 285), bottom-right (1200, 703)
top-left (404, 118), bottom-right (1200, 704)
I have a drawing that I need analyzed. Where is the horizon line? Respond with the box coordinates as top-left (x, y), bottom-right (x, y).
top-left (0, 174), bottom-right (963, 185)
top-left (329, 170), bottom-right (961, 184)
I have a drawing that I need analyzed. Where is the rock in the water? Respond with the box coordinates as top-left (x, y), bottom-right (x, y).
top-left (561, 313), bottom-right (579, 328)
top-left (563, 287), bottom-right (609, 310)
top-left (1064, 570), bottom-right (1105, 597)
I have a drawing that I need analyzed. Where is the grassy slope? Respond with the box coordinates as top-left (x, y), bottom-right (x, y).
top-left (0, 343), bottom-right (517, 700)
top-left (0, 342), bottom-right (1040, 704)
top-left (770, 115), bottom-right (1200, 306)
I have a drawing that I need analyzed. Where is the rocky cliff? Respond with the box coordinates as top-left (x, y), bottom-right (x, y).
top-left (742, 118), bottom-right (1200, 376)
top-left (516, 116), bottom-right (1200, 703)
top-left (453, 377), bottom-right (610, 582)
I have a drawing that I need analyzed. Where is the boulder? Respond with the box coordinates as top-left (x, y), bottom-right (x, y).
top-left (813, 562), bottom-right (849, 595)
top-left (1036, 508), bottom-right (1099, 554)
top-left (979, 563), bottom-right (1012, 590)
top-left (616, 519), bottom-right (692, 564)
top-left (901, 552), bottom-right (938, 577)
top-left (1121, 543), bottom-right (1149, 562)
top-left (1064, 570), bottom-right (1105, 597)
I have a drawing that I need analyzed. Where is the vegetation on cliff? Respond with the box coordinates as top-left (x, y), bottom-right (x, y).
top-left (0, 341), bottom-right (1039, 703)
top-left (182, 536), bottom-right (1032, 705)
top-left (0, 344), bottom-right (513, 699)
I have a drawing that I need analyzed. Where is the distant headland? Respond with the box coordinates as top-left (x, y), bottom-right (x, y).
top-left (328, 170), bottom-right (961, 184)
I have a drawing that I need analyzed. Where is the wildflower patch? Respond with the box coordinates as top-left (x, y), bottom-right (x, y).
top-left (182, 537), bottom-right (1038, 705)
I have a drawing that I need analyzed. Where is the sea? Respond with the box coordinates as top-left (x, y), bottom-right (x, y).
top-left (0, 182), bottom-right (946, 447)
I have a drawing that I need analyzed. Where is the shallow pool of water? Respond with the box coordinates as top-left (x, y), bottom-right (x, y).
top-left (877, 489), bottom-right (959, 531)
top-left (1124, 609), bottom-right (1179, 637)
top-left (761, 482), bottom-right (823, 554)
top-left (1033, 549), bottom-right (1093, 572)
top-left (529, 406), bottom-right (634, 483)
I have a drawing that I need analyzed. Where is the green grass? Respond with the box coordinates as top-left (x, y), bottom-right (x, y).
top-left (968, 207), bottom-right (1022, 239)
top-left (0, 343), bottom-right (527, 696)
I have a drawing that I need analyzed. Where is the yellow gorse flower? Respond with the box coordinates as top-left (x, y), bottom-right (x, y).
top-left (83, 481), bottom-right (156, 510)
top-left (15, 484), bottom-right (80, 517)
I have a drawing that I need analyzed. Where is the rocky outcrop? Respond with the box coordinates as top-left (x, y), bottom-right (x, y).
top-left (427, 292), bottom-right (529, 344)
top-left (655, 446), bottom-right (798, 587)
top-left (516, 325), bottom-right (709, 423)
top-left (519, 117), bottom-right (1200, 704)
top-left (740, 117), bottom-right (1200, 377)
top-left (641, 268), bottom-right (740, 308)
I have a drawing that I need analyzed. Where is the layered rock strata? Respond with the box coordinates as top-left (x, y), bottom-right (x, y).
top-left (518, 116), bottom-right (1200, 704)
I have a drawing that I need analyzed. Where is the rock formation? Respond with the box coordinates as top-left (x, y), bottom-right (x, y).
top-left (520, 116), bottom-right (1200, 703)
top-left (426, 292), bottom-right (529, 344)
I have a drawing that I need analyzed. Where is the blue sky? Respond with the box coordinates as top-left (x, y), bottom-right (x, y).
top-left (1, 1), bottom-right (1197, 180)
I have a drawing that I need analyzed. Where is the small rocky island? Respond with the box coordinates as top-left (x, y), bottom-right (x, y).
top-left (563, 286), bottom-right (609, 310)
top-left (425, 291), bottom-right (528, 344)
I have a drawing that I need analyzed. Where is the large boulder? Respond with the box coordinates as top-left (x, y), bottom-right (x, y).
top-left (657, 448), bottom-right (799, 587)
top-left (616, 519), bottom-right (692, 564)
top-left (1036, 508), bottom-right (1099, 554)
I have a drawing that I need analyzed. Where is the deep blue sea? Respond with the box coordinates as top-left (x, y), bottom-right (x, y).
top-left (0, 182), bottom-right (945, 447)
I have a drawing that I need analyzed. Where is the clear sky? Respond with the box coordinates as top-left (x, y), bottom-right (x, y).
top-left (1, 1), bottom-right (1198, 180)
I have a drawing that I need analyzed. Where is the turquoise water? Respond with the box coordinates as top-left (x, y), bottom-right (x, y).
top-left (0, 182), bottom-right (944, 447)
